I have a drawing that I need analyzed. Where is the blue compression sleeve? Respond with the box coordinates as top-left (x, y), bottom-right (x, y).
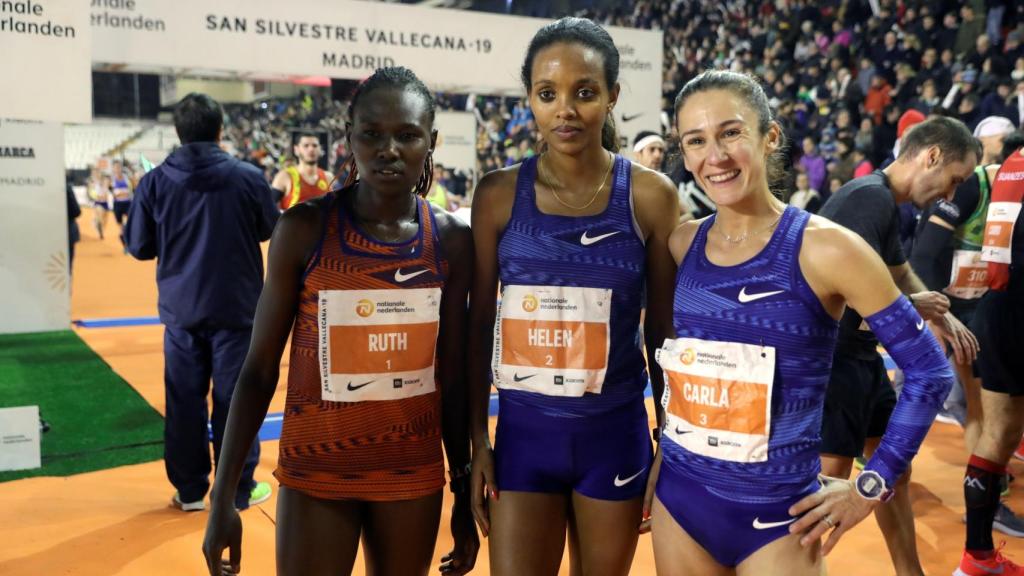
top-left (863, 296), bottom-right (954, 486)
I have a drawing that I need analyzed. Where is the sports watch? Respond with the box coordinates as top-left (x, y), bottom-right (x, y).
top-left (855, 469), bottom-right (894, 502)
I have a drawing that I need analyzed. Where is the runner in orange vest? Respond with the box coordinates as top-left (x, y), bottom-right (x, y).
top-left (272, 131), bottom-right (334, 211)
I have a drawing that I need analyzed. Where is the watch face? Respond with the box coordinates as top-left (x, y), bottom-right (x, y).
top-left (858, 472), bottom-right (884, 498)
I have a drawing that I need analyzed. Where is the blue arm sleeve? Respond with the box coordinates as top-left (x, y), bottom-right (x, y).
top-left (863, 296), bottom-right (954, 486)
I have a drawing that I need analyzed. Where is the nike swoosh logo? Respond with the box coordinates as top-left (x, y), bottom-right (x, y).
top-left (513, 373), bottom-right (535, 382)
top-left (968, 559), bottom-right (1006, 574)
top-left (613, 468), bottom-right (646, 487)
top-left (752, 517), bottom-right (797, 530)
top-left (622, 112), bottom-right (643, 123)
top-left (346, 380), bottom-right (374, 391)
top-left (916, 319), bottom-right (925, 331)
top-left (580, 230), bottom-right (620, 246)
top-left (674, 427), bottom-right (692, 435)
top-left (737, 287), bottom-right (785, 303)
top-left (394, 268), bottom-right (429, 283)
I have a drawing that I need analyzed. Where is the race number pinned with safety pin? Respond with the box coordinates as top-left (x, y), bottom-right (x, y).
top-left (318, 288), bottom-right (441, 402)
top-left (982, 200), bottom-right (1023, 264)
top-left (946, 249), bottom-right (989, 299)
top-left (492, 284), bottom-right (611, 397)
top-left (656, 338), bottom-right (775, 463)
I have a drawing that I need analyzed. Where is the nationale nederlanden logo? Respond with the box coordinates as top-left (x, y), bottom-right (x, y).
top-left (521, 294), bottom-right (538, 313)
top-left (680, 348), bottom-right (696, 365)
top-left (356, 299), bottom-right (375, 317)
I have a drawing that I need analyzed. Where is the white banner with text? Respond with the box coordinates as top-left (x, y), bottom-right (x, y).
top-left (434, 111), bottom-right (477, 177)
top-left (89, 0), bottom-right (663, 140)
top-left (0, 119), bottom-right (70, 334)
top-left (1, 0), bottom-right (92, 123)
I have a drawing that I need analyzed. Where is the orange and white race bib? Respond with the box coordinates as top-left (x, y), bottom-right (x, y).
top-left (318, 288), bottom-right (440, 402)
top-left (945, 250), bottom-right (988, 300)
top-left (656, 338), bottom-right (775, 463)
top-left (981, 201), bottom-right (1022, 265)
top-left (492, 285), bottom-right (611, 397)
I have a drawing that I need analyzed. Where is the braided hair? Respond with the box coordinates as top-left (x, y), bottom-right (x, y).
top-left (341, 66), bottom-right (437, 197)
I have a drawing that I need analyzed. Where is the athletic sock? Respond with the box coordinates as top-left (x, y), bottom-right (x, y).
top-left (965, 454), bottom-right (1005, 556)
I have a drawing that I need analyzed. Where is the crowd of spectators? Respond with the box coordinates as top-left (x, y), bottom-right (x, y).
top-left (577, 0), bottom-right (1024, 208)
top-left (212, 0), bottom-right (1024, 212)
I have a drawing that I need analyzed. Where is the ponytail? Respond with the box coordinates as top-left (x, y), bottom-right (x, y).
top-left (601, 114), bottom-right (620, 153)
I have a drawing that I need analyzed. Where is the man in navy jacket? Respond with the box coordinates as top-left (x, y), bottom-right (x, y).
top-left (126, 93), bottom-right (279, 511)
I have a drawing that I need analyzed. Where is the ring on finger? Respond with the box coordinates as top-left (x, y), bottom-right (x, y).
top-left (822, 514), bottom-right (835, 528)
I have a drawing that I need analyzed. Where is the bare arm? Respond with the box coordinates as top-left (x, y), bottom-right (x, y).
top-left (432, 207), bottom-right (479, 575)
top-left (270, 170), bottom-right (291, 204)
top-left (466, 168), bottom-right (516, 537)
top-left (793, 221), bottom-right (954, 554)
top-left (632, 166), bottom-right (681, 430)
top-left (434, 208), bottom-right (474, 475)
top-left (203, 199), bottom-right (325, 575)
top-left (888, 261), bottom-right (929, 295)
top-left (466, 169), bottom-right (515, 449)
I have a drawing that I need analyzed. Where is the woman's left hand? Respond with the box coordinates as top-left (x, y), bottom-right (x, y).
top-left (440, 494), bottom-right (480, 575)
top-left (788, 476), bottom-right (879, 555)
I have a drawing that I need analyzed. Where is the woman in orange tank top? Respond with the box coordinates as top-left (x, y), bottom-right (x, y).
top-left (203, 67), bottom-right (478, 576)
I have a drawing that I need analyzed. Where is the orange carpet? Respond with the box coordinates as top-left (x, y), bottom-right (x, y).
top-left (1, 208), bottom-right (1021, 575)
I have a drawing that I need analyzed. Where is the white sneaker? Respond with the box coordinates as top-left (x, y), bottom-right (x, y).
top-left (171, 492), bottom-right (205, 512)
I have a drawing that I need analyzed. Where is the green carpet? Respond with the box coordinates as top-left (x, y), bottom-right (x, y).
top-left (0, 330), bottom-right (163, 482)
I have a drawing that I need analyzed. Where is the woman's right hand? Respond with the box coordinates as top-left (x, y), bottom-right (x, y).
top-left (639, 448), bottom-right (662, 534)
top-left (202, 505), bottom-right (243, 575)
top-left (470, 442), bottom-right (497, 538)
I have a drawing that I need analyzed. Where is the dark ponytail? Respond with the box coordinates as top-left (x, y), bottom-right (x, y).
top-left (601, 114), bottom-right (620, 153)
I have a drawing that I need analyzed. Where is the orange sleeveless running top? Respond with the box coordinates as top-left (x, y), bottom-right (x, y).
top-left (280, 166), bottom-right (330, 210)
top-left (274, 190), bottom-right (448, 501)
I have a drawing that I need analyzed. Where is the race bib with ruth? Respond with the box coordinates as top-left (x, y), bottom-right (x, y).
top-left (318, 288), bottom-right (440, 402)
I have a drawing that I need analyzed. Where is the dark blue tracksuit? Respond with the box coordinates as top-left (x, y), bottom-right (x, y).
top-left (126, 142), bottom-right (279, 509)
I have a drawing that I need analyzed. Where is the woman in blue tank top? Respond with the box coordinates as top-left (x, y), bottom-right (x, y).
top-left (645, 70), bottom-right (954, 575)
top-left (467, 17), bottom-right (680, 576)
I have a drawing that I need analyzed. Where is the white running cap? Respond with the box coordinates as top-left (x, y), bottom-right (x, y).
top-left (973, 116), bottom-right (1015, 138)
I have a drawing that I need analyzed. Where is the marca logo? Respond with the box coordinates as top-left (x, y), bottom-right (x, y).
top-left (522, 294), bottom-right (538, 313)
top-left (355, 299), bottom-right (375, 317)
top-left (0, 146), bottom-right (35, 159)
top-left (680, 348), bottom-right (696, 365)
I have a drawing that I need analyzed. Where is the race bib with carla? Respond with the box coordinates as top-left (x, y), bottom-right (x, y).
top-left (656, 337), bottom-right (775, 463)
top-left (492, 284), bottom-right (611, 397)
top-left (318, 288), bottom-right (440, 402)
top-left (945, 249), bottom-right (989, 300)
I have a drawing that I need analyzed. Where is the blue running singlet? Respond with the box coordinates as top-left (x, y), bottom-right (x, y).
top-left (660, 206), bottom-right (839, 502)
top-left (494, 154), bottom-right (648, 418)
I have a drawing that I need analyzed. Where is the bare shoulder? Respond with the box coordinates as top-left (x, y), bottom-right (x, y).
top-left (799, 213), bottom-right (887, 288)
top-left (270, 195), bottom-right (330, 269)
top-left (429, 203), bottom-right (472, 250)
top-left (801, 214), bottom-right (874, 260)
top-left (668, 215), bottom-right (710, 263)
top-left (630, 162), bottom-right (678, 204)
top-left (271, 169), bottom-right (291, 187)
top-left (630, 162), bottom-right (680, 238)
top-left (474, 164), bottom-right (520, 199)
top-left (471, 164), bottom-right (521, 230)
